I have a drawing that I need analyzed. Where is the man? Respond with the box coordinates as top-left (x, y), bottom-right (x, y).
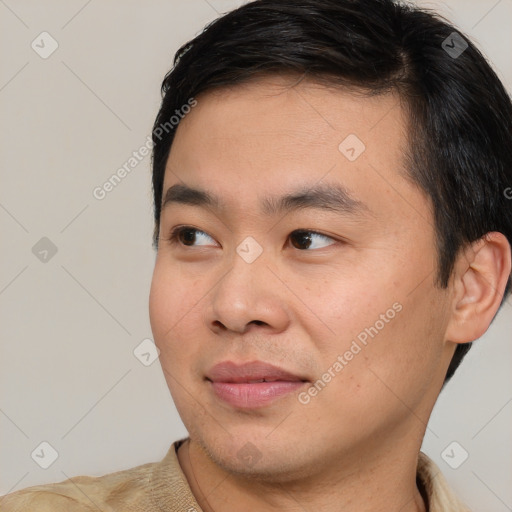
top-left (2, 0), bottom-right (511, 510)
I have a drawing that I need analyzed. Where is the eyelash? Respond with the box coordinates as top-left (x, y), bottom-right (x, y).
top-left (165, 226), bottom-right (338, 251)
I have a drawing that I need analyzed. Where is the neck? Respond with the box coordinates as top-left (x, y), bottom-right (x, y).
top-left (177, 438), bottom-right (427, 512)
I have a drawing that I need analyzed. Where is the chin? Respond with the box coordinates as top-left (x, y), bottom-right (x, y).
top-left (193, 427), bottom-right (321, 483)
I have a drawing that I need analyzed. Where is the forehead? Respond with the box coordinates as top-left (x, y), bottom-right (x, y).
top-left (171, 75), bottom-right (407, 148)
top-left (164, 76), bottom-right (426, 228)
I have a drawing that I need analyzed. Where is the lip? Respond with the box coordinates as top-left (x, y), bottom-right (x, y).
top-left (206, 360), bottom-right (308, 409)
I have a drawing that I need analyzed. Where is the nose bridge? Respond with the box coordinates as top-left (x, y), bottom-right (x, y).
top-left (206, 240), bottom-right (289, 333)
top-left (223, 233), bottom-right (268, 293)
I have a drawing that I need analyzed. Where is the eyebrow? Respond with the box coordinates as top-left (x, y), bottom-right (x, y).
top-left (161, 182), bottom-right (370, 218)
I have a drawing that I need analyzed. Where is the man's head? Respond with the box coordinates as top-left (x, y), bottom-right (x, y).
top-left (148, 0), bottom-right (511, 481)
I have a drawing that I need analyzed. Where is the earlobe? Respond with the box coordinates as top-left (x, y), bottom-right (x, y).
top-left (445, 232), bottom-right (511, 344)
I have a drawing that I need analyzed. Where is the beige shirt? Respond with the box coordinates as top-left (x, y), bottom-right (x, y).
top-left (1, 438), bottom-right (470, 511)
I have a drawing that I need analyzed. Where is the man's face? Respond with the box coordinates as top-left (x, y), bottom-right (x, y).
top-left (149, 76), bottom-right (455, 479)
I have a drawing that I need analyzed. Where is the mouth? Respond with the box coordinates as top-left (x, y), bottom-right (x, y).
top-left (206, 360), bottom-right (309, 408)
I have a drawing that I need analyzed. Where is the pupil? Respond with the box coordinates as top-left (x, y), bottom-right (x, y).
top-left (293, 231), bottom-right (311, 249)
top-left (181, 229), bottom-right (196, 245)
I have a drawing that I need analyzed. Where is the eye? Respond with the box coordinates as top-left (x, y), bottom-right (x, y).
top-left (288, 230), bottom-right (336, 250)
top-left (168, 226), bottom-right (217, 247)
top-left (166, 227), bottom-right (337, 250)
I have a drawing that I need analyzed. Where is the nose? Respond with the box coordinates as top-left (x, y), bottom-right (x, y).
top-left (204, 250), bottom-right (290, 335)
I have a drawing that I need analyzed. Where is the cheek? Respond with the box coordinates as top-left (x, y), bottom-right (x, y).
top-left (309, 271), bottom-right (394, 354)
top-left (149, 265), bottom-right (186, 371)
top-left (149, 261), bottom-right (207, 369)
top-left (148, 265), bottom-right (174, 342)
top-left (150, 260), bottom-right (198, 338)
top-left (309, 260), bottom-right (443, 408)
top-left (328, 289), bottom-right (445, 420)
top-left (149, 267), bottom-right (196, 411)
top-left (293, 265), bottom-right (378, 325)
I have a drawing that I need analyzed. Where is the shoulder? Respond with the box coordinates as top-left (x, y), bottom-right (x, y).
top-left (0, 460), bottom-right (158, 511)
top-left (0, 487), bottom-right (93, 512)
top-left (418, 451), bottom-right (472, 512)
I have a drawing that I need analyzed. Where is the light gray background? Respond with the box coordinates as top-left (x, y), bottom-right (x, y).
top-left (0, 0), bottom-right (511, 509)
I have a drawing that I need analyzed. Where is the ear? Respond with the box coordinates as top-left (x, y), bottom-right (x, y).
top-left (445, 232), bottom-right (511, 344)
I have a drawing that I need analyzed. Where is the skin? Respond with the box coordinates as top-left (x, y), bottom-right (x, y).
top-left (149, 75), bottom-right (511, 512)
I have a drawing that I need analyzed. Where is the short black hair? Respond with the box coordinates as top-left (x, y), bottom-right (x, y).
top-left (151, 0), bottom-right (512, 383)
